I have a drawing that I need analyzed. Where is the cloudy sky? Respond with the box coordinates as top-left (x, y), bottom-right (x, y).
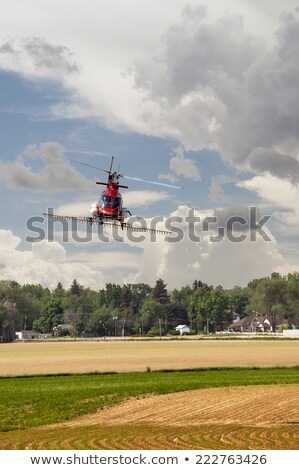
top-left (1, 0), bottom-right (299, 290)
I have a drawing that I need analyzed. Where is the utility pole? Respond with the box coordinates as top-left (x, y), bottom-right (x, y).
top-left (113, 316), bottom-right (118, 337)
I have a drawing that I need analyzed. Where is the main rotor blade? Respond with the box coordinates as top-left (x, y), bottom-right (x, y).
top-left (122, 174), bottom-right (182, 189)
top-left (69, 157), bottom-right (182, 189)
top-left (68, 158), bottom-right (110, 174)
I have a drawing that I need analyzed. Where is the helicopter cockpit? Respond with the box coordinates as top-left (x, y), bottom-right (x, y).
top-left (100, 195), bottom-right (122, 210)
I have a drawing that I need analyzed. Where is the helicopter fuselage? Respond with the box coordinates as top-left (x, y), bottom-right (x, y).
top-left (90, 180), bottom-right (128, 224)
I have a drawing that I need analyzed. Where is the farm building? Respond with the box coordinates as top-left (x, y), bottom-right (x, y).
top-left (15, 330), bottom-right (36, 340)
top-left (175, 325), bottom-right (190, 335)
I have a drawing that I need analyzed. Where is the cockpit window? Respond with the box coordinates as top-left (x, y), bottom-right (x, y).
top-left (100, 195), bottom-right (111, 208)
top-left (99, 195), bottom-right (122, 209)
top-left (112, 197), bottom-right (121, 209)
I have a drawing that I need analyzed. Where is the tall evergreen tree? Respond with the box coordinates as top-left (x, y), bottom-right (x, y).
top-left (152, 279), bottom-right (169, 304)
top-left (70, 279), bottom-right (81, 296)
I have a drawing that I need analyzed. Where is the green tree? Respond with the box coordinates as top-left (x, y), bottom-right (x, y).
top-left (52, 282), bottom-right (65, 299)
top-left (105, 283), bottom-right (122, 308)
top-left (129, 283), bottom-right (152, 314)
top-left (34, 298), bottom-right (64, 333)
top-left (252, 274), bottom-right (288, 331)
top-left (163, 303), bottom-right (189, 331)
top-left (120, 285), bottom-right (133, 311)
top-left (152, 279), bottom-right (169, 304)
top-left (69, 279), bottom-right (81, 296)
top-left (1, 301), bottom-right (19, 342)
top-left (88, 307), bottom-right (114, 336)
top-left (138, 299), bottom-right (163, 334)
top-left (207, 288), bottom-right (230, 331)
top-left (286, 273), bottom-right (299, 318)
top-left (227, 286), bottom-right (249, 317)
top-left (170, 285), bottom-right (193, 307)
top-left (188, 283), bottom-right (212, 332)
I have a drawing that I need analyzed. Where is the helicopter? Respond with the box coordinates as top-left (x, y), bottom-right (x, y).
top-left (44, 156), bottom-right (181, 235)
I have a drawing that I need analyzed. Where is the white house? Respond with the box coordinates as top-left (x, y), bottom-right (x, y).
top-left (175, 325), bottom-right (190, 335)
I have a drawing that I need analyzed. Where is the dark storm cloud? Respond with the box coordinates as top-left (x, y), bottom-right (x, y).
top-left (132, 5), bottom-right (299, 184)
top-left (248, 148), bottom-right (299, 184)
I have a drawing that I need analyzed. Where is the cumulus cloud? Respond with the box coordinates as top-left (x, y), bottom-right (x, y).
top-left (248, 147), bottom-right (299, 184)
top-left (132, 5), bottom-right (299, 184)
top-left (0, 142), bottom-right (91, 192)
top-left (0, 229), bottom-right (104, 290)
top-left (237, 174), bottom-right (299, 240)
top-left (1, 200), bottom-right (298, 289)
top-left (124, 205), bottom-right (293, 288)
top-left (123, 190), bottom-right (175, 209)
top-left (168, 146), bottom-right (201, 182)
top-left (0, 37), bottom-right (79, 80)
top-left (209, 174), bottom-right (236, 201)
top-left (237, 174), bottom-right (299, 211)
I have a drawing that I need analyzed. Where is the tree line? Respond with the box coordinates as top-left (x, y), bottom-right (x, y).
top-left (1, 272), bottom-right (299, 342)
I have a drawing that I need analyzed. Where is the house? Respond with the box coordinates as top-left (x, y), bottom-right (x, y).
top-left (175, 325), bottom-right (190, 335)
top-left (228, 316), bottom-right (272, 333)
top-left (52, 324), bottom-right (72, 336)
top-left (228, 316), bottom-right (294, 333)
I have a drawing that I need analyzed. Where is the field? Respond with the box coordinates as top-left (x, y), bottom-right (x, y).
top-left (1, 339), bottom-right (299, 375)
top-left (0, 340), bottom-right (298, 450)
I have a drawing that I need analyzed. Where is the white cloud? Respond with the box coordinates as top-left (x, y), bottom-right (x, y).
top-left (237, 174), bottom-right (299, 211)
top-left (0, 143), bottom-right (91, 192)
top-left (55, 201), bottom-right (94, 217)
top-left (0, 37), bottom-right (79, 81)
top-left (237, 174), bottom-right (299, 243)
top-left (169, 146), bottom-right (201, 182)
top-left (2, 200), bottom-right (299, 290)
top-left (124, 190), bottom-right (174, 209)
top-left (0, 230), bottom-right (104, 290)
top-left (120, 205), bottom-right (296, 289)
top-left (209, 175), bottom-right (236, 201)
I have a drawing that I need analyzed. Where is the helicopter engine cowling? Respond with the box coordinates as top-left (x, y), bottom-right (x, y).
top-left (90, 202), bottom-right (100, 217)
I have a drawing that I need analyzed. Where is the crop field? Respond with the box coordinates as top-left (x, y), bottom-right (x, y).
top-left (0, 340), bottom-right (298, 450)
top-left (1, 339), bottom-right (299, 375)
top-left (2, 384), bottom-right (297, 450)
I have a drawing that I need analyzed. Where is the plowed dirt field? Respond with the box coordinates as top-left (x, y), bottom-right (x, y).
top-left (1, 384), bottom-right (298, 450)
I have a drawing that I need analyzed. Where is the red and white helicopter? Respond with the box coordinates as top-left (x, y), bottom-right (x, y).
top-left (44, 156), bottom-right (181, 235)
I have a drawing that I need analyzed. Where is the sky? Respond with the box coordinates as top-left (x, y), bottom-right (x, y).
top-left (1, 0), bottom-right (299, 290)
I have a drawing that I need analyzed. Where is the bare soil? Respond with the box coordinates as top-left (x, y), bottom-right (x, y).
top-left (1, 384), bottom-right (298, 450)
